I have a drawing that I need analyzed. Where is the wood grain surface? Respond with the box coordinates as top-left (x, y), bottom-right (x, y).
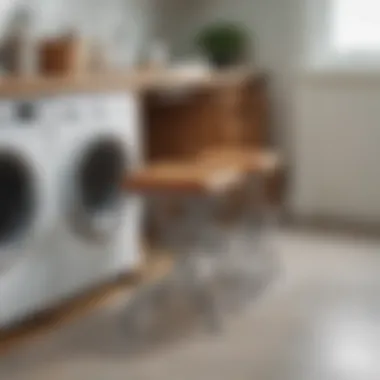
top-left (124, 161), bottom-right (245, 195)
top-left (198, 147), bottom-right (282, 175)
top-left (0, 68), bottom-right (255, 98)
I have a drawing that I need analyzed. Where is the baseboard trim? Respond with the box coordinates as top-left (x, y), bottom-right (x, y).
top-left (283, 213), bottom-right (380, 238)
top-left (0, 270), bottom-right (140, 354)
top-left (0, 252), bottom-right (174, 354)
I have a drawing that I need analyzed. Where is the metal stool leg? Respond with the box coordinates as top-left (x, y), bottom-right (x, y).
top-left (123, 192), bottom-right (231, 339)
top-left (122, 195), bottom-right (186, 345)
top-left (177, 195), bottom-right (228, 333)
top-left (245, 173), bottom-right (278, 281)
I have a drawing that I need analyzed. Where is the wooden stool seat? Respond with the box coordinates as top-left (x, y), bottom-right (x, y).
top-left (124, 161), bottom-right (245, 195)
top-left (122, 161), bottom-right (247, 335)
top-left (197, 147), bottom-right (282, 175)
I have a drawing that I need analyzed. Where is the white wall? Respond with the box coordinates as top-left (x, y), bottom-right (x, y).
top-left (162, 0), bottom-right (380, 224)
top-left (291, 75), bottom-right (380, 223)
top-left (0, 0), bottom-right (156, 66)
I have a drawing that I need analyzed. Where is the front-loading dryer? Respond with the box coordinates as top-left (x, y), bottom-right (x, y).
top-left (48, 92), bottom-right (143, 302)
top-left (0, 99), bottom-right (57, 327)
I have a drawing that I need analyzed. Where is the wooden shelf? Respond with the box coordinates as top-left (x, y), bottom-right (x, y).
top-left (0, 68), bottom-right (257, 98)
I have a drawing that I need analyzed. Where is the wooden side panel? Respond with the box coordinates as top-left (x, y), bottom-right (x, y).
top-left (241, 75), bottom-right (270, 147)
top-left (143, 73), bottom-right (271, 163)
top-left (144, 91), bottom-right (220, 161)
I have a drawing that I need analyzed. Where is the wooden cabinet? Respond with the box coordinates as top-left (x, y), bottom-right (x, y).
top-left (143, 72), bottom-right (284, 206)
top-left (143, 73), bottom-right (271, 162)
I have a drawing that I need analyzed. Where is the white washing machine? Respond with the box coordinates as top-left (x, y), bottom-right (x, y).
top-left (0, 99), bottom-right (58, 327)
top-left (48, 92), bottom-right (143, 302)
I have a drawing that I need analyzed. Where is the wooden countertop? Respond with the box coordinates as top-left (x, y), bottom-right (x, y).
top-left (124, 161), bottom-right (245, 195)
top-left (0, 67), bottom-right (257, 98)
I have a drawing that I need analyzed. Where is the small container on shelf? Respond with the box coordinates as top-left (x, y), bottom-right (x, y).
top-left (38, 33), bottom-right (90, 76)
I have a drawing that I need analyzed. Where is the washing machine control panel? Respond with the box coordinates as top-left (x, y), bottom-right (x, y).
top-left (44, 96), bottom-right (101, 126)
top-left (44, 94), bottom-right (130, 126)
top-left (0, 100), bottom-right (42, 127)
top-left (88, 93), bottom-right (135, 125)
top-left (59, 101), bottom-right (80, 122)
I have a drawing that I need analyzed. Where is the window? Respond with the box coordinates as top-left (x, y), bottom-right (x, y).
top-left (332, 0), bottom-right (380, 54)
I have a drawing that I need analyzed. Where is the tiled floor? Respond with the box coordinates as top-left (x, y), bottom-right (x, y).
top-left (1, 228), bottom-right (380, 380)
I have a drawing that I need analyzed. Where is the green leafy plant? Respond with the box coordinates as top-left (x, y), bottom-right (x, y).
top-left (196, 22), bottom-right (249, 67)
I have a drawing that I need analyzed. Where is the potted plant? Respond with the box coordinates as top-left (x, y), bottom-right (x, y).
top-left (196, 22), bottom-right (249, 68)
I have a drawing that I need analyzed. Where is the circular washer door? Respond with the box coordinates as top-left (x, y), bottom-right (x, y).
top-left (68, 135), bottom-right (128, 242)
top-left (0, 151), bottom-right (36, 250)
